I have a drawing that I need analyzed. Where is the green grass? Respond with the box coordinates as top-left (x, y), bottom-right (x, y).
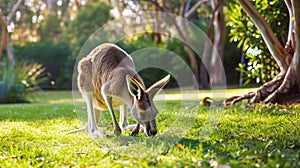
top-left (0, 91), bottom-right (300, 167)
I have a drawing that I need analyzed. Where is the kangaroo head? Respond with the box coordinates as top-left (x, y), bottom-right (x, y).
top-left (126, 74), bottom-right (170, 136)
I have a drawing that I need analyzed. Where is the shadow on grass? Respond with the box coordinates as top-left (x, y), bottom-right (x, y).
top-left (95, 133), bottom-right (199, 156)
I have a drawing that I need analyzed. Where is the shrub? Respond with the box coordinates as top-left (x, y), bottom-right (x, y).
top-left (14, 41), bottom-right (72, 89)
top-left (0, 60), bottom-right (50, 103)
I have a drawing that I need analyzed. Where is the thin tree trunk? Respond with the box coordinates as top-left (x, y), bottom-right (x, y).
top-left (0, 21), bottom-right (14, 63)
top-left (0, 12), bottom-right (8, 59)
top-left (153, 4), bottom-right (162, 44)
top-left (210, 0), bottom-right (226, 86)
top-left (7, 0), bottom-right (23, 24)
top-left (146, 0), bottom-right (211, 88)
top-left (180, 0), bottom-right (200, 88)
top-left (6, 38), bottom-right (15, 65)
top-left (200, 0), bottom-right (223, 88)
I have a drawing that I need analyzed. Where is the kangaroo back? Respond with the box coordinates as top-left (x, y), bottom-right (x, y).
top-left (77, 43), bottom-right (143, 109)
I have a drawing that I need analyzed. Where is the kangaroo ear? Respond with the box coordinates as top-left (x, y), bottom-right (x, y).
top-left (146, 74), bottom-right (170, 99)
top-left (126, 75), bottom-right (144, 100)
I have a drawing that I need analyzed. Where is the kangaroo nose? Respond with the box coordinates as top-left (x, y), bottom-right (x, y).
top-left (149, 129), bottom-right (157, 136)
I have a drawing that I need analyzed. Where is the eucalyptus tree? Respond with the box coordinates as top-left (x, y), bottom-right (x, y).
top-left (225, 0), bottom-right (300, 105)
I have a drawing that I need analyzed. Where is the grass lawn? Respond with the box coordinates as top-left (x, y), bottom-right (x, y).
top-left (0, 90), bottom-right (300, 167)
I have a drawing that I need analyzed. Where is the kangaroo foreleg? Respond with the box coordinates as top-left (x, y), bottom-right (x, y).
top-left (131, 123), bottom-right (140, 135)
top-left (101, 83), bottom-right (122, 136)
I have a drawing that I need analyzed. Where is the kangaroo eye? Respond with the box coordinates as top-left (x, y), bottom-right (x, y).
top-left (138, 103), bottom-right (147, 110)
top-left (138, 103), bottom-right (148, 110)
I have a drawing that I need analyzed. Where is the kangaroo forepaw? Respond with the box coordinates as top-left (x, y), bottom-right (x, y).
top-left (131, 129), bottom-right (139, 136)
top-left (130, 124), bottom-right (141, 136)
top-left (114, 129), bottom-right (122, 136)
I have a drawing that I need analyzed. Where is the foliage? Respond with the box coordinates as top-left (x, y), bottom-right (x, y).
top-left (117, 33), bottom-right (241, 87)
top-left (0, 60), bottom-right (49, 103)
top-left (37, 10), bottom-right (63, 42)
top-left (117, 34), bottom-right (189, 88)
top-left (62, 1), bottom-right (112, 59)
top-left (0, 91), bottom-right (299, 167)
top-left (226, 0), bottom-right (288, 85)
top-left (13, 41), bottom-right (72, 89)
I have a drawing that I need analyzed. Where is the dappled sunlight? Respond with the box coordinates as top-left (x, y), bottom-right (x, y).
top-left (47, 98), bottom-right (80, 104)
top-left (155, 88), bottom-right (258, 101)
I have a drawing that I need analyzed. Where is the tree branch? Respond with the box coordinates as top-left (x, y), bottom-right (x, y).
top-left (237, 0), bottom-right (288, 72)
top-left (179, 0), bottom-right (188, 17)
top-left (285, 0), bottom-right (294, 43)
top-left (7, 0), bottom-right (23, 24)
top-left (185, 0), bottom-right (193, 14)
top-left (144, 0), bottom-right (187, 41)
top-left (184, 0), bottom-right (210, 18)
top-left (204, 0), bottom-right (223, 40)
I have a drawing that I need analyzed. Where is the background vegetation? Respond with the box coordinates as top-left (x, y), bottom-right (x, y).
top-left (1, 0), bottom-right (245, 92)
top-left (0, 59), bottom-right (49, 103)
top-left (0, 0), bottom-right (291, 95)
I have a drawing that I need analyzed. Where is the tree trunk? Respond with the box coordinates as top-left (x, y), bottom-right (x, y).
top-left (179, 0), bottom-right (200, 89)
top-left (200, 0), bottom-right (223, 88)
top-left (146, 0), bottom-right (209, 89)
top-left (210, 0), bottom-right (226, 86)
top-left (224, 0), bottom-right (300, 106)
top-left (6, 37), bottom-right (15, 66)
top-left (264, 0), bottom-right (300, 104)
top-left (0, 12), bottom-right (8, 59)
top-left (153, 4), bottom-right (162, 44)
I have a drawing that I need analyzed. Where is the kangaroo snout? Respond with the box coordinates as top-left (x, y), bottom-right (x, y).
top-left (143, 120), bottom-right (157, 136)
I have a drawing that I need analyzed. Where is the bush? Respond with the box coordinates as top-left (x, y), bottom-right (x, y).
top-left (0, 60), bottom-right (49, 103)
top-left (13, 41), bottom-right (73, 89)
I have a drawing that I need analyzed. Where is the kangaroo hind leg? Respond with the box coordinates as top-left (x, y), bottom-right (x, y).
top-left (84, 92), bottom-right (108, 138)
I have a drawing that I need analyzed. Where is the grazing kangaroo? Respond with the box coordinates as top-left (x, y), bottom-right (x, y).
top-left (72, 43), bottom-right (170, 137)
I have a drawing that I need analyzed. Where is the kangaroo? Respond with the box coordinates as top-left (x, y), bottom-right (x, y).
top-left (72, 43), bottom-right (170, 137)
